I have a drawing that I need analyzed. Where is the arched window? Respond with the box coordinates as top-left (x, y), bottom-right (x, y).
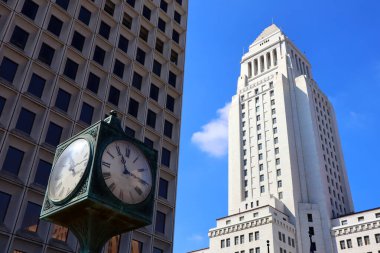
top-left (266, 52), bottom-right (271, 69)
top-left (273, 49), bottom-right (278, 66)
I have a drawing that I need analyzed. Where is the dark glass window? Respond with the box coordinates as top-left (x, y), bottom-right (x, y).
top-left (132, 72), bottom-right (142, 90)
top-left (118, 35), bottom-right (129, 53)
top-left (307, 213), bottom-right (313, 222)
top-left (176, 0), bottom-right (182, 5)
top-left (160, 0), bottom-right (168, 12)
top-left (128, 98), bottom-right (139, 118)
top-left (146, 109), bottom-right (156, 129)
top-left (161, 147), bottom-right (170, 167)
top-left (16, 108), bottom-right (35, 134)
top-left (86, 72), bottom-right (100, 94)
top-left (63, 58), bottom-right (78, 80)
top-left (170, 50), bottom-right (178, 65)
top-left (108, 86), bottom-right (120, 106)
top-left (78, 6), bottom-right (91, 25)
top-left (104, 0), bottom-right (115, 16)
top-left (0, 57), bottom-right (18, 83)
top-left (0, 191), bottom-right (11, 222)
top-left (126, 0), bottom-right (135, 7)
top-left (10, 26), bottom-right (29, 50)
top-left (21, 0), bottom-right (39, 20)
top-left (174, 11), bottom-right (181, 24)
top-left (150, 84), bottom-right (159, 101)
top-left (142, 6), bottom-right (151, 20)
top-left (136, 48), bottom-right (145, 65)
top-left (158, 178), bottom-right (168, 199)
top-left (139, 26), bottom-right (149, 42)
top-left (47, 15), bottom-right (63, 37)
top-left (99, 21), bottom-right (111, 40)
top-left (55, 88), bottom-right (71, 112)
top-left (172, 30), bottom-right (180, 43)
top-left (158, 18), bottom-right (166, 32)
top-left (155, 39), bottom-right (164, 54)
top-left (166, 95), bottom-right (174, 112)
top-left (152, 60), bottom-right (161, 77)
top-left (153, 248), bottom-right (163, 253)
top-left (2, 146), bottom-right (24, 175)
top-left (113, 59), bottom-right (124, 78)
top-left (71, 31), bottom-right (85, 52)
top-left (155, 211), bottom-right (166, 233)
top-left (144, 137), bottom-right (154, 149)
top-left (125, 126), bottom-right (135, 137)
top-left (0, 96), bottom-right (5, 116)
top-left (168, 71), bottom-right (176, 87)
top-left (21, 202), bottom-right (41, 232)
top-left (34, 159), bottom-right (51, 187)
top-left (55, 0), bottom-right (69, 10)
top-left (122, 13), bottom-right (132, 29)
top-left (80, 102), bottom-right (94, 125)
top-left (93, 46), bottom-right (105, 65)
top-left (164, 120), bottom-right (173, 138)
top-left (38, 43), bottom-right (55, 66)
top-left (131, 240), bottom-right (143, 253)
top-left (45, 122), bottom-right (62, 147)
top-left (28, 73), bottom-right (45, 98)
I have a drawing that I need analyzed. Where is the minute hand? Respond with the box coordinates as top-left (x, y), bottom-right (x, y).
top-left (130, 172), bottom-right (149, 186)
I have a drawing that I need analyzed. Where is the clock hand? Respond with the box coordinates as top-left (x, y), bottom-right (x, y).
top-left (120, 155), bottom-right (131, 175)
top-left (129, 172), bottom-right (149, 186)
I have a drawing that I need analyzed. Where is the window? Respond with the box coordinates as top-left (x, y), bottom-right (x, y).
top-left (158, 178), bottom-right (168, 199)
top-left (21, 0), bottom-right (39, 20)
top-left (28, 74), bottom-right (45, 98)
top-left (158, 18), bottom-right (166, 32)
top-left (93, 46), bottom-right (106, 65)
top-left (2, 146), bottom-right (24, 175)
top-left (357, 237), bottom-right (363, 246)
top-left (309, 227), bottom-right (314, 236)
top-left (16, 108), bottom-right (35, 134)
top-left (358, 216), bottom-right (364, 222)
top-left (172, 29), bottom-right (180, 43)
top-left (87, 72), bottom-right (100, 94)
top-left (78, 6), bottom-right (91, 25)
top-left (125, 126), bottom-right (135, 137)
top-left (128, 98), bottom-right (139, 118)
top-left (0, 191), bottom-right (11, 222)
top-left (144, 138), bottom-right (154, 149)
top-left (45, 122), bottom-right (63, 147)
top-left (38, 43), bottom-right (55, 66)
top-left (10, 26), bottom-right (29, 50)
top-left (33, 159), bottom-right (51, 187)
top-left (161, 147), bottom-right (171, 167)
top-left (171, 50), bottom-right (179, 65)
top-left (259, 164), bottom-right (264, 171)
top-left (104, 0), bottom-right (115, 16)
top-left (152, 60), bottom-right (162, 76)
top-left (132, 72), bottom-right (142, 90)
top-left (146, 109), bottom-right (156, 128)
top-left (155, 211), bottom-right (166, 233)
top-left (364, 235), bottom-right (370, 245)
top-left (255, 248), bottom-right (260, 253)
top-left (341, 220), bottom-right (347, 225)
top-left (108, 86), bottom-right (120, 106)
top-left (47, 15), bottom-right (63, 37)
top-left (55, 88), bottom-right (71, 112)
top-left (80, 102), bottom-right (94, 125)
top-left (255, 231), bottom-right (259, 240)
top-left (56, 0), bottom-right (69, 10)
top-left (113, 59), bottom-right (124, 78)
top-left (307, 213), bottom-right (313, 222)
top-left (276, 169), bottom-right (281, 176)
top-left (136, 48), bottom-right (146, 65)
top-left (140, 27), bottom-right (149, 41)
top-left (63, 58), bottom-right (78, 80)
top-left (142, 5), bottom-right (151, 20)
top-left (277, 180), bottom-right (282, 188)
top-left (221, 239), bottom-right (225, 248)
top-left (249, 233), bottom-right (253, 242)
top-left (176, 0), bottom-right (182, 4)
top-left (240, 235), bottom-right (244, 244)
top-left (375, 233), bottom-right (380, 243)
top-left (128, 239), bottom-right (142, 253)
top-left (0, 96), bottom-right (5, 116)
top-left (164, 120), bottom-right (173, 138)
top-left (278, 192), bottom-right (283, 199)
top-left (234, 236), bottom-right (239, 245)
top-left (99, 21), bottom-right (111, 40)
top-left (21, 202), bottom-right (41, 232)
top-left (168, 71), bottom-right (176, 87)
top-left (274, 137), bottom-right (279, 144)
top-left (118, 35), bottom-right (129, 53)
top-left (275, 147), bottom-right (279, 154)
top-left (273, 118), bottom-right (277, 124)
top-left (166, 95), bottom-right (175, 112)
top-left (122, 13), bottom-right (132, 29)
top-left (174, 11), bottom-right (181, 24)
top-left (71, 31), bottom-right (85, 52)
top-left (155, 39), bottom-right (164, 54)
top-left (153, 248), bottom-right (163, 253)
top-left (260, 186), bottom-right (265, 193)
top-left (259, 175), bottom-right (264, 182)
top-left (150, 84), bottom-right (159, 101)
top-left (376, 213), bottom-right (380, 218)
top-left (339, 239), bottom-right (346, 249)
top-left (51, 225), bottom-right (68, 242)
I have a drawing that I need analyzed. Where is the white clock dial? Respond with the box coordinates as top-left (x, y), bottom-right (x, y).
top-left (48, 138), bottom-right (90, 203)
top-left (101, 140), bottom-right (152, 204)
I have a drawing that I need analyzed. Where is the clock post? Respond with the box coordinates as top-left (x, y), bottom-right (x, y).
top-left (40, 111), bottom-right (158, 253)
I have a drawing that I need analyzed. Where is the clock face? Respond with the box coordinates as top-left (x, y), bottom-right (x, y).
top-left (48, 138), bottom-right (91, 203)
top-left (101, 140), bottom-right (152, 204)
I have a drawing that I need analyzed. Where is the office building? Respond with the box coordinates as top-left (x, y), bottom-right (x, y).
top-left (0, 0), bottom-right (187, 252)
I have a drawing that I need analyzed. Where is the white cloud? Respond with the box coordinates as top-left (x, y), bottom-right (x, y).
top-left (187, 234), bottom-right (204, 242)
top-left (191, 103), bottom-right (230, 157)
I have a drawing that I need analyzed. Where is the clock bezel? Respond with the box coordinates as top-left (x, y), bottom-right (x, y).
top-left (47, 136), bottom-right (94, 205)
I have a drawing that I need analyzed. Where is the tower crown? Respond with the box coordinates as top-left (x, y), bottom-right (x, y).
top-left (250, 24), bottom-right (282, 48)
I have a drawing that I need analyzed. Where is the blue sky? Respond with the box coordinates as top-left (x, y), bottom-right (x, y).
top-left (174, 0), bottom-right (380, 252)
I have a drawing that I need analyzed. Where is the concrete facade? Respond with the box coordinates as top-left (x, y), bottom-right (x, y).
top-left (0, 0), bottom-right (187, 252)
top-left (189, 24), bottom-right (379, 253)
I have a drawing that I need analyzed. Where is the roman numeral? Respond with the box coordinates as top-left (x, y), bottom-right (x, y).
top-left (119, 190), bottom-right (124, 201)
top-left (116, 145), bottom-right (121, 156)
top-left (109, 182), bottom-right (116, 192)
top-left (102, 172), bottom-right (111, 180)
top-left (106, 151), bottom-right (114, 159)
top-left (125, 147), bottom-right (130, 158)
top-left (102, 161), bottom-right (110, 168)
top-left (134, 186), bottom-right (142, 195)
top-left (133, 156), bottom-right (139, 163)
